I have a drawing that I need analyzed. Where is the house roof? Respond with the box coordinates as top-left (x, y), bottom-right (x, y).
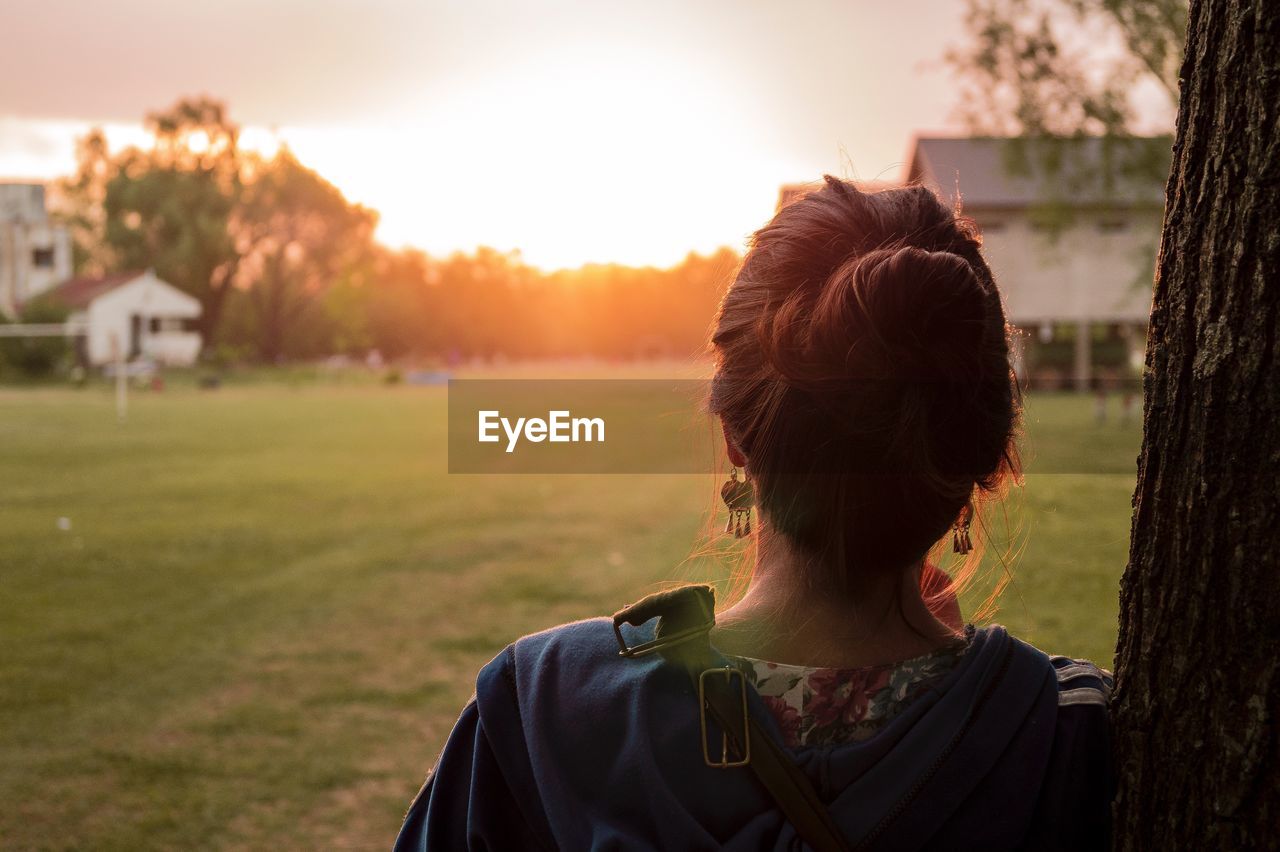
top-left (44, 271), bottom-right (147, 309)
top-left (907, 137), bottom-right (1169, 209)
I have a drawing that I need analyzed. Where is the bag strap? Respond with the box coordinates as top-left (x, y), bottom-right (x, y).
top-left (613, 586), bottom-right (852, 852)
top-left (697, 664), bottom-right (852, 852)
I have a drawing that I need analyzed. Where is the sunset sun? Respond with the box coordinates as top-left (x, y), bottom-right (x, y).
top-left (280, 48), bottom-right (798, 269)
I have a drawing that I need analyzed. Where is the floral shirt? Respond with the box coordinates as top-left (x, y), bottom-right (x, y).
top-left (730, 629), bottom-right (973, 748)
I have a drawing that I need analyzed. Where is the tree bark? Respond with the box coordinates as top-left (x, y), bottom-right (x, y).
top-left (1112, 1), bottom-right (1279, 849)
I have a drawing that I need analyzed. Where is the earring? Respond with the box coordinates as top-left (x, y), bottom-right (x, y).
top-left (952, 503), bottom-right (973, 554)
top-left (721, 466), bottom-right (754, 538)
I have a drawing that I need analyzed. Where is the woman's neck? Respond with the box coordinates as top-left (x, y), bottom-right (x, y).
top-left (710, 525), bottom-right (961, 668)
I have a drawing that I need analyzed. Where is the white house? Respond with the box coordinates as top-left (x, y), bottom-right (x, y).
top-left (0, 182), bottom-right (73, 317)
top-left (906, 137), bottom-right (1165, 389)
top-left (45, 270), bottom-right (203, 366)
top-left (779, 138), bottom-right (1165, 389)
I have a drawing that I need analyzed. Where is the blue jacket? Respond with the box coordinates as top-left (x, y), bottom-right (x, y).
top-left (395, 618), bottom-right (1112, 850)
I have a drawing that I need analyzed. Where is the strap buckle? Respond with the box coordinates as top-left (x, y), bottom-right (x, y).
top-left (699, 667), bottom-right (751, 768)
top-left (612, 585), bottom-right (715, 658)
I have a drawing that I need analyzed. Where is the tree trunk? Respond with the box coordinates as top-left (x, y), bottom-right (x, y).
top-left (1112, 2), bottom-right (1279, 849)
top-left (198, 285), bottom-right (227, 351)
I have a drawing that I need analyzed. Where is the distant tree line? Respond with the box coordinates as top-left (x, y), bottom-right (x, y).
top-left (55, 97), bottom-right (739, 366)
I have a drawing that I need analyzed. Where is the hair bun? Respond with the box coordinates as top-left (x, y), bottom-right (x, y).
top-left (808, 244), bottom-right (989, 382)
top-left (711, 179), bottom-right (1018, 578)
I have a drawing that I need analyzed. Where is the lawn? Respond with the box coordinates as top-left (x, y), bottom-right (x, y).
top-left (0, 376), bottom-right (1141, 849)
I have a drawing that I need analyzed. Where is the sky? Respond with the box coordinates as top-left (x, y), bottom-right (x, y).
top-left (2, 1), bottom-right (994, 269)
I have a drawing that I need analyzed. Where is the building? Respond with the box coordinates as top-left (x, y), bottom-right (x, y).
top-left (907, 137), bottom-right (1165, 390)
top-left (0, 182), bottom-right (73, 318)
top-left (44, 270), bottom-right (203, 366)
top-left (779, 138), bottom-right (1166, 389)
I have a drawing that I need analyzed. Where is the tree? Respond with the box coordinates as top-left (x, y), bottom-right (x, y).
top-left (55, 96), bottom-right (743, 364)
top-left (58, 130), bottom-right (113, 275)
top-left (363, 248), bottom-right (443, 359)
top-left (61, 97), bottom-right (244, 345)
top-left (947, 0), bottom-right (1184, 137)
top-left (1112, 2), bottom-right (1279, 848)
top-left (59, 99), bottom-right (379, 361)
top-left (945, 0), bottom-right (1183, 229)
top-left (0, 298), bottom-right (71, 378)
top-left (235, 149), bottom-right (377, 362)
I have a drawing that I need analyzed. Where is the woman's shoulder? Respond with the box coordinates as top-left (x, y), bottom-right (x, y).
top-left (987, 626), bottom-right (1113, 703)
top-left (492, 620), bottom-right (1114, 705)
top-left (475, 616), bottom-right (675, 716)
top-left (505, 616), bottom-right (623, 671)
top-left (489, 586), bottom-right (714, 684)
top-left (476, 617), bottom-right (618, 690)
top-left (470, 615), bottom-right (705, 796)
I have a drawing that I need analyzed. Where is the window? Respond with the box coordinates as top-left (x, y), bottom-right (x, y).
top-left (31, 247), bottom-right (55, 268)
top-left (149, 317), bottom-right (193, 333)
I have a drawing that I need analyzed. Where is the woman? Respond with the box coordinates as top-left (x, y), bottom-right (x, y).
top-left (395, 177), bottom-right (1113, 850)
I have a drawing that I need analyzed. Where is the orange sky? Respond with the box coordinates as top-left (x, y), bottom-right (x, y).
top-left (0, 0), bottom-right (1158, 269)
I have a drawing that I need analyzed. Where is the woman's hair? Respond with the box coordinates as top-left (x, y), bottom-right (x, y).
top-left (709, 176), bottom-right (1020, 596)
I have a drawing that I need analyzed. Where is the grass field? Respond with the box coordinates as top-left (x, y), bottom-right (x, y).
top-left (0, 375), bottom-right (1141, 849)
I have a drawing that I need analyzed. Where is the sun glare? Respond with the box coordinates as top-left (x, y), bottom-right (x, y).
top-left (279, 49), bottom-right (800, 269)
top-left (5, 52), bottom-right (803, 271)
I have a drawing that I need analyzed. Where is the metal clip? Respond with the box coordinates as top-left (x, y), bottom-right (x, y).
top-left (699, 667), bottom-right (751, 768)
top-left (614, 620), bottom-right (713, 658)
top-left (612, 586), bottom-right (715, 658)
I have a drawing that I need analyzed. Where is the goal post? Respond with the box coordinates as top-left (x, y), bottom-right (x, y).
top-left (0, 320), bottom-right (127, 421)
